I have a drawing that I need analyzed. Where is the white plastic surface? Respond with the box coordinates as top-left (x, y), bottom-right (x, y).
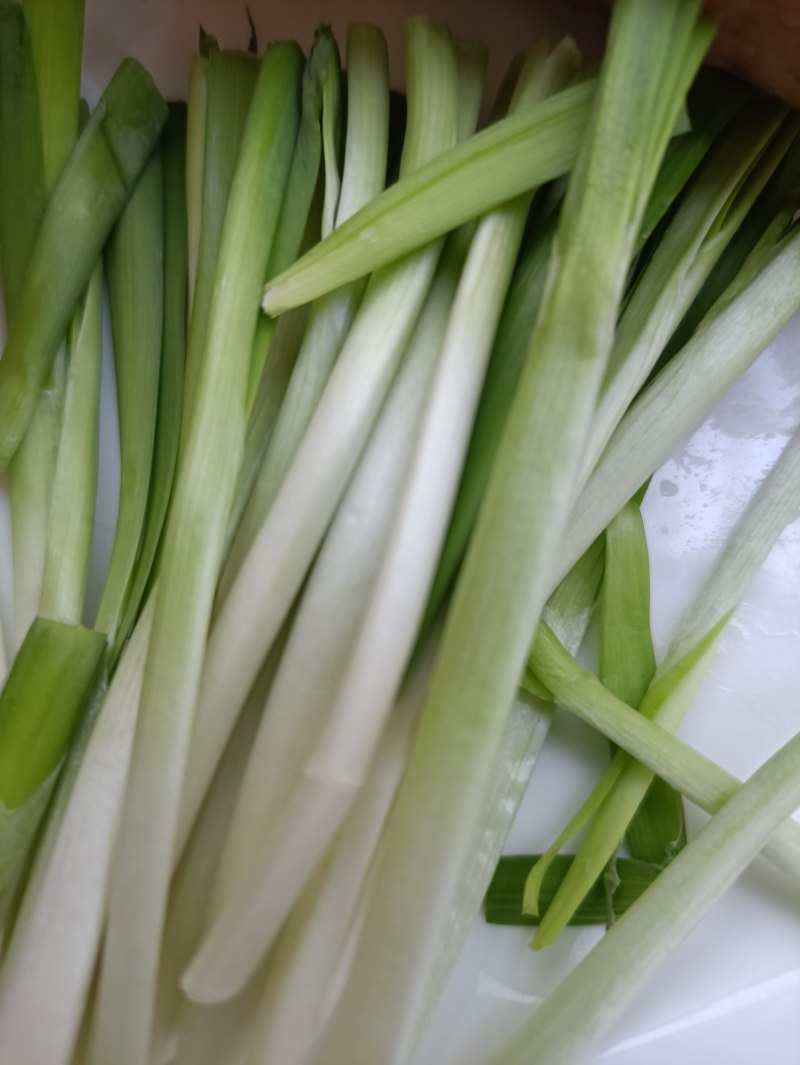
top-left (0, 2), bottom-right (798, 1063)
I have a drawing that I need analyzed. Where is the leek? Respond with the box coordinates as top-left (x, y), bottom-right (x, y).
top-left (320, 4), bottom-right (710, 1059)
top-left (185, 52), bottom-right (207, 312)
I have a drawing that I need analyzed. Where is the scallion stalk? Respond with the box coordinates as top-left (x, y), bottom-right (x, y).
top-left (530, 420), bottom-right (800, 945)
top-left (181, 48), bottom-right (258, 445)
top-left (220, 23), bottom-right (390, 597)
top-left (0, 58), bottom-right (168, 470)
top-left (89, 43), bottom-right (303, 1065)
top-left (246, 26), bottom-right (344, 405)
top-left (488, 725), bottom-right (800, 1065)
top-left (178, 19), bottom-right (461, 885)
top-left (319, 5), bottom-right (711, 1058)
top-left (0, 619), bottom-right (105, 917)
top-left (94, 146), bottom-right (165, 646)
top-left (526, 623), bottom-right (800, 879)
top-left (115, 104), bottom-right (188, 657)
top-left (261, 78), bottom-right (599, 314)
top-left (38, 256), bottom-right (103, 624)
top-left (0, 603), bottom-right (152, 1065)
top-left (600, 498), bottom-right (685, 866)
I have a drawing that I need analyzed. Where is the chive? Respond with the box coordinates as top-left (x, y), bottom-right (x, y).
top-left (319, 5), bottom-right (711, 1059)
top-left (94, 146), bottom-right (164, 646)
top-left (601, 500), bottom-right (685, 867)
top-left (221, 23), bottom-right (390, 598)
top-left (181, 49), bottom-right (258, 445)
top-left (116, 105), bottom-right (188, 657)
top-left (531, 420), bottom-right (800, 947)
top-left (0, 58), bottom-right (168, 471)
top-left (527, 623), bottom-right (800, 880)
top-left (90, 44), bottom-right (304, 1065)
top-left (180, 20), bottom-right (461, 894)
top-left (486, 854), bottom-right (659, 926)
top-left (247, 25), bottom-right (343, 410)
top-left (0, 603), bottom-right (152, 1065)
top-left (488, 727), bottom-right (800, 1065)
top-left (0, 619), bottom-right (105, 907)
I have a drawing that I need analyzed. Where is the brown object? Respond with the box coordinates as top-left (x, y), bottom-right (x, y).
top-left (572, 0), bottom-right (800, 108)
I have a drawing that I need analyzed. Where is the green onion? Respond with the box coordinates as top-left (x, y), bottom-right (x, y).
top-left (9, 0), bottom-right (86, 640)
top-left (320, 5), bottom-right (711, 1059)
top-left (185, 37), bottom-right (584, 1005)
top-left (0, 58), bottom-right (167, 471)
top-left (261, 78), bottom-right (597, 314)
top-left (246, 26), bottom-right (343, 405)
top-left (488, 725), bottom-right (800, 1065)
top-left (186, 231), bottom-right (471, 992)
top-left (0, 619), bottom-right (105, 914)
top-left (559, 221), bottom-right (800, 589)
top-left (94, 147), bottom-right (165, 645)
top-left (115, 105), bottom-right (188, 656)
top-left (38, 255), bottom-right (103, 624)
top-left (185, 46), bottom-right (210, 309)
top-left (221, 23), bottom-right (390, 597)
top-left (179, 19), bottom-right (461, 888)
top-left (89, 43), bottom-right (303, 1065)
top-left (0, 0), bottom-right (50, 647)
top-left (244, 641), bottom-right (436, 1065)
top-left (486, 854), bottom-right (659, 926)
top-left (0, 603), bottom-right (152, 1065)
top-left (421, 538), bottom-right (608, 1034)
top-left (601, 498), bottom-right (685, 866)
top-left (526, 623), bottom-right (800, 879)
top-left (181, 48), bottom-right (258, 445)
top-left (530, 420), bottom-right (800, 946)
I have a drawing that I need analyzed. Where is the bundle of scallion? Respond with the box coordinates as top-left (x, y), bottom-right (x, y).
top-left (0, 2), bottom-right (798, 1064)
